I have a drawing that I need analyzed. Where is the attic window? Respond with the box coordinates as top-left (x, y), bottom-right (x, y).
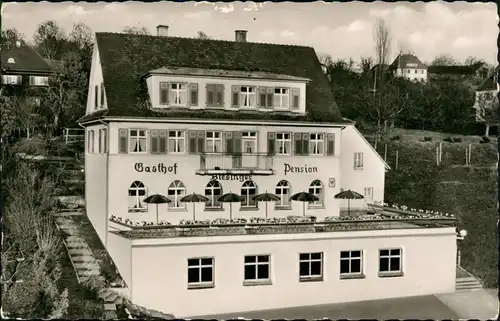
top-left (7, 58), bottom-right (15, 64)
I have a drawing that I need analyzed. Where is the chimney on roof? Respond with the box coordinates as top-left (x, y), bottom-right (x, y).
top-left (156, 25), bottom-right (169, 37)
top-left (235, 30), bottom-right (247, 43)
top-left (15, 40), bottom-right (21, 48)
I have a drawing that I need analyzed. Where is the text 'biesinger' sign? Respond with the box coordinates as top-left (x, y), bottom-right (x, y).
top-left (134, 163), bottom-right (178, 174)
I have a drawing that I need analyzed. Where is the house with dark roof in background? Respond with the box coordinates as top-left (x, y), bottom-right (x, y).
top-left (389, 53), bottom-right (428, 82)
top-left (78, 26), bottom-right (458, 318)
top-left (473, 65), bottom-right (499, 126)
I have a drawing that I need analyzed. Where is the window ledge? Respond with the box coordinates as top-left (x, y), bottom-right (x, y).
top-left (168, 208), bottom-right (188, 212)
top-left (240, 207), bottom-right (259, 211)
top-left (274, 206), bottom-right (292, 211)
top-left (204, 207), bottom-right (224, 212)
top-left (243, 280), bottom-right (272, 287)
top-left (307, 205), bottom-right (325, 210)
top-left (378, 271), bottom-right (404, 278)
top-left (128, 209), bottom-right (148, 213)
top-left (206, 105), bottom-right (225, 109)
top-left (340, 274), bottom-right (366, 280)
top-left (354, 167), bottom-right (364, 171)
top-left (187, 283), bottom-right (215, 290)
top-left (299, 276), bottom-right (323, 283)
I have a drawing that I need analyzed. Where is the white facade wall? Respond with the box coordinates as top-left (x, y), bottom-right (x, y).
top-left (85, 41), bottom-right (107, 114)
top-left (128, 227), bottom-right (456, 317)
top-left (339, 126), bottom-right (386, 210)
top-left (396, 68), bottom-right (427, 82)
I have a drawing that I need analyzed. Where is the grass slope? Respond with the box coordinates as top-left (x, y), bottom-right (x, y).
top-left (372, 130), bottom-right (497, 288)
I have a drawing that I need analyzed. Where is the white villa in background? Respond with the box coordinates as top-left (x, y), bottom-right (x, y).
top-left (389, 53), bottom-right (428, 82)
top-left (79, 26), bottom-right (458, 318)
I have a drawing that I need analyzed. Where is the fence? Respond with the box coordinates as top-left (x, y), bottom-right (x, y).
top-left (374, 141), bottom-right (497, 170)
top-left (64, 128), bottom-right (85, 144)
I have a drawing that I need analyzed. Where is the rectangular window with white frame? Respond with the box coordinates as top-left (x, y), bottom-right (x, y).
top-left (379, 248), bottom-right (403, 277)
top-left (239, 86), bottom-right (256, 108)
top-left (205, 131), bottom-right (222, 153)
top-left (354, 152), bottom-right (364, 169)
top-left (340, 250), bottom-right (364, 279)
top-left (2, 75), bottom-right (22, 85)
top-left (273, 87), bottom-right (289, 109)
top-left (29, 76), bottom-right (49, 86)
top-left (242, 132), bottom-right (257, 154)
top-left (168, 130), bottom-right (185, 153)
top-left (299, 252), bottom-right (323, 281)
top-left (129, 129), bottom-right (147, 153)
top-left (170, 83), bottom-right (188, 106)
top-left (244, 255), bottom-right (271, 285)
top-left (276, 132), bottom-right (291, 155)
top-left (364, 187), bottom-right (373, 203)
top-left (309, 133), bottom-right (324, 155)
top-left (187, 257), bottom-right (214, 289)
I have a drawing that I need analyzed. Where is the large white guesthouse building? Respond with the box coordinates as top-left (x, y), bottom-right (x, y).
top-left (80, 26), bottom-right (458, 318)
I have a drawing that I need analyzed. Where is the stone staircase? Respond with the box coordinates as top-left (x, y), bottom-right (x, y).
top-left (456, 266), bottom-right (484, 292)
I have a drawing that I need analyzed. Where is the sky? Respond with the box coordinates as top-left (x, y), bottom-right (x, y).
top-left (2, 1), bottom-right (498, 65)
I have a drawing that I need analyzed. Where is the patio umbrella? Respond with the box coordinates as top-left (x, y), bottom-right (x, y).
top-left (217, 192), bottom-right (244, 220)
top-left (180, 193), bottom-right (209, 221)
top-left (290, 191), bottom-right (320, 216)
top-left (253, 191), bottom-right (281, 218)
top-left (143, 194), bottom-right (171, 223)
top-left (334, 189), bottom-right (364, 216)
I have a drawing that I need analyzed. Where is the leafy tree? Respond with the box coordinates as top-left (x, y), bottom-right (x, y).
top-left (197, 31), bottom-right (211, 40)
top-left (464, 56), bottom-right (486, 66)
top-left (122, 26), bottom-right (151, 35)
top-left (1, 28), bottom-right (26, 51)
top-left (33, 21), bottom-right (67, 60)
top-left (476, 92), bottom-right (499, 136)
top-left (431, 54), bottom-right (458, 66)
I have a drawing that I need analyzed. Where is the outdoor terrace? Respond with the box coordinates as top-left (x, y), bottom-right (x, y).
top-left (109, 205), bottom-right (457, 239)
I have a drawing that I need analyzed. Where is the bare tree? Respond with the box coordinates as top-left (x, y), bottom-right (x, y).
top-left (317, 52), bottom-right (334, 68)
top-left (431, 54), bottom-right (458, 66)
top-left (122, 26), bottom-right (151, 36)
top-left (33, 21), bottom-right (67, 60)
top-left (373, 19), bottom-right (392, 83)
top-left (197, 31), bottom-right (211, 40)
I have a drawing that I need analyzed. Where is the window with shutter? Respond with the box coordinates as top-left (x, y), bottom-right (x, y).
top-left (326, 133), bottom-right (335, 156)
top-left (216, 84), bottom-right (224, 106)
top-left (302, 133), bottom-right (310, 156)
top-left (160, 82), bottom-right (169, 105)
top-left (225, 131), bottom-right (234, 153)
top-left (231, 85), bottom-right (240, 107)
top-left (189, 83), bottom-right (198, 106)
top-left (292, 88), bottom-right (300, 110)
top-left (207, 84), bottom-right (215, 106)
top-left (354, 152), bottom-right (364, 169)
top-left (150, 130), bottom-right (159, 153)
top-left (267, 132), bottom-right (276, 155)
top-left (294, 133), bottom-right (303, 156)
top-left (119, 129), bottom-right (128, 153)
top-left (197, 131), bottom-right (205, 153)
top-left (233, 131), bottom-right (243, 154)
top-left (188, 131), bottom-right (197, 154)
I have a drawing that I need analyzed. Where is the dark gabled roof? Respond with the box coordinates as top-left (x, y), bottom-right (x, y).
top-left (389, 53), bottom-right (427, 70)
top-left (82, 32), bottom-right (342, 124)
top-left (1, 45), bottom-right (53, 74)
top-left (476, 65), bottom-right (499, 91)
top-left (428, 63), bottom-right (485, 76)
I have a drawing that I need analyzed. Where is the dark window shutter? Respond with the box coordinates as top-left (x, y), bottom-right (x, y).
top-left (294, 133), bottom-right (302, 156)
top-left (267, 87), bottom-right (274, 108)
top-left (207, 84), bottom-right (215, 106)
top-left (94, 85), bottom-right (99, 108)
top-left (292, 88), bottom-right (300, 109)
top-left (188, 130), bottom-right (197, 154)
top-left (150, 130), bottom-right (159, 153)
top-left (197, 131), bottom-right (205, 153)
top-left (119, 129), bottom-right (128, 153)
top-left (267, 132), bottom-right (276, 155)
top-left (225, 131), bottom-right (234, 154)
top-left (103, 129), bottom-right (107, 153)
top-left (160, 82), bottom-right (169, 105)
top-left (159, 130), bottom-right (167, 153)
top-left (216, 84), bottom-right (224, 106)
top-left (231, 85), bottom-right (240, 107)
top-left (233, 131), bottom-right (242, 154)
top-left (259, 87), bottom-right (267, 108)
top-left (326, 133), bottom-right (335, 156)
top-left (189, 83), bottom-right (198, 106)
top-left (100, 83), bottom-right (105, 106)
top-left (302, 133), bottom-right (310, 156)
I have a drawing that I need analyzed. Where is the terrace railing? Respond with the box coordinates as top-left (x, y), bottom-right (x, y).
top-left (199, 152), bottom-right (274, 173)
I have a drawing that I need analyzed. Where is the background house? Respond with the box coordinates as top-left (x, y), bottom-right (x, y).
top-left (389, 53), bottom-right (428, 82)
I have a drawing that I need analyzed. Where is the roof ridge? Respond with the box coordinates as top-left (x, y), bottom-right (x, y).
top-left (95, 31), bottom-right (313, 49)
